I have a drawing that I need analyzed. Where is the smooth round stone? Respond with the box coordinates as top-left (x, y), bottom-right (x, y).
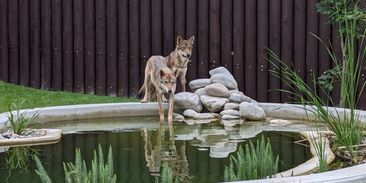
top-left (228, 91), bottom-right (252, 103)
top-left (209, 66), bottom-right (235, 80)
top-left (210, 73), bottom-right (238, 90)
top-left (239, 102), bottom-right (266, 121)
top-left (172, 113), bottom-right (185, 122)
top-left (175, 92), bottom-right (203, 112)
top-left (200, 95), bottom-right (229, 112)
top-left (224, 103), bottom-right (240, 110)
top-left (220, 109), bottom-right (239, 116)
top-left (183, 109), bottom-right (199, 118)
top-left (221, 115), bottom-right (241, 120)
top-left (189, 78), bottom-right (211, 90)
top-left (194, 88), bottom-right (207, 96)
top-left (221, 119), bottom-right (244, 127)
top-left (183, 109), bottom-right (219, 119)
top-left (204, 83), bottom-right (230, 97)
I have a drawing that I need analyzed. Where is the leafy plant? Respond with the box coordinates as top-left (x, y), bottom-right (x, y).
top-left (35, 145), bottom-right (117, 183)
top-left (309, 131), bottom-right (329, 172)
top-left (155, 162), bottom-right (179, 183)
top-left (224, 135), bottom-right (279, 181)
top-left (6, 101), bottom-right (39, 135)
top-left (6, 147), bottom-right (38, 182)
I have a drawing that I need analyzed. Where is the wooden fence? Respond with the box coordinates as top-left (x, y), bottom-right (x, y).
top-left (0, 0), bottom-right (365, 107)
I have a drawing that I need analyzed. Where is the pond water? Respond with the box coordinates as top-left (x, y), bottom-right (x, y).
top-left (0, 117), bottom-right (312, 183)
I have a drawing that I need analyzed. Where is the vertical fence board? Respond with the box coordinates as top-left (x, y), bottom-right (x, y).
top-left (84, 0), bottom-right (95, 94)
top-left (306, 0), bottom-right (319, 90)
top-left (151, 0), bottom-right (162, 55)
top-left (244, 0), bottom-right (256, 99)
top-left (186, 0), bottom-right (197, 86)
top-left (175, 0), bottom-right (185, 38)
top-left (221, 0), bottom-right (233, 72)
top-left (8, 0), bottom-right (19, 84)
top-left (257, 0), bottom-right (269, 102)
top-left (63, 0), bottom-right (73, 92)
top-left (129, 0), bottom-right (140, 96)
top-left (209, 0), bottom-right (220, 70)
top-left (0, 0), bottom-right (8, 82)
top-left (197, 0), bottom-right (209, 78)
top-left (233, 0), bottom-right (245, 92)
top-left (358, 1), bottom-right (366, 109)
top-left (318, 15), bottom-right (332, 101)
top-left (106, 0), bottom-right (117, 96)
top-left (41, 0), bottom-right (52, 89)
top-left (19, 0), bottom-right (30, 86)
top-left (281, 0), bottom-right (294, 102)
top-left (30, 0), bottom-right (41, 88)
top-left (331, 26), bottom-right (341, 106)
top-left (293, 0), bottom-right (306, 84)
top-left (95, 0), bottom-right (106, 95)
top-left (140, 0), bottom-right (151, 90)
top-left (117, 0), bottom-right (129, 96)
top-left (268, 0), bottom-right (281, 102)
top-left (163, 0), bottom-right (174, 56)
top-left (73, 0), bottom-right (84, 93)
top-left (51, 0), bottom-right (62, 90)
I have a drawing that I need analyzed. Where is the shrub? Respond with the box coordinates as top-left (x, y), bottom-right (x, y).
top-left (6, 101), bottom-right (39, 135)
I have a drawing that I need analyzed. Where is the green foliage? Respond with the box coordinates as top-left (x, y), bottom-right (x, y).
top-left (35, 145), bottom-right (117, 183)
top-left (34, 155), bottom-right (52, 183)
top-left (318, 65), bottom-right (342, 92)
top-left (6, 147), bottom-right (38, 182)
top-left (310, 131), bottom-right (329, 172)
top-left (6, 101), bottom-right (39, 135)
top-left (224, 136), bottom-right (279, 181)
top-left (155, 162), bottom-right (179, 183)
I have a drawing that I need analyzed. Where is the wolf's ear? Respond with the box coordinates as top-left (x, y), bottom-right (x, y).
top-left (189, 36), bottom-right (195, 44)
top-left (177, 35), bottom-right (183, 44)
top-left (160, 70), bottom-right (166, 77)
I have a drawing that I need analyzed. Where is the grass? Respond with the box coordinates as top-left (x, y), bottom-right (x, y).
top-left (6, 101), bottom-right (39, 135)
top-left (0, 81), bottom-right (138, 113)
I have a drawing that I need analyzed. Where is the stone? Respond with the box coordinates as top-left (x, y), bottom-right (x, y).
top-left (175, 92), bottom-right (203, 112)
top-left (209, 66), bottom-right (235, 80)
top-left (189, 78), bottom-right (211, 90)
top-left (200, 95), bottom-right (229, 112)
top-left (228, 90), bottom-right (252, 103)
top-left (224, 103), bottom-right (240, 110)
top-left (221, 115), bottom-right (240, 120)
top-left (184, 119), bottom-right (215, 125)
top-left (239, 102), bottom-right (266, 121)
top-left (183, 109), bottom-right (199, 118)
top-left (204, 83), bottom-right (230, 97)
top-left (172, 113), bottom-right (185, 122)
top-left (210, 73), bottom-right (238, 90)
top-left (194, 88), bottom-right (207, 96)
top-left (183, 109), bottom-right (219, 119)
top-left (220, 109), bottom-right (239, 116)
top-left (221, 119), bottom-right (244, 127)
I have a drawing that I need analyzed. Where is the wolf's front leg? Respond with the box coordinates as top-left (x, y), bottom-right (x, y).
top-left (168, 93), bottom-right (174, 122)
top-left (180, 70), bottom-right (187, 92)
top-left (157, 92), bottom-right (165, 122)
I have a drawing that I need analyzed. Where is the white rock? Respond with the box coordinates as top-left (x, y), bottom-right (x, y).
top-left (211, 73), bottom-right (238, 90)
top-left (220, 109), bottom-right (239, 116)
top-left (204, 83), bottom-right (230, 97)
top-left (189, 78), bottom-right (211, 90)
top-left (239, 102), bottom-right (266, 121)
top-left (209, 66), bottom-right (235, 80)
top-left (224, 103), bottom-right (240, 110)
top-left (194, 88), bottom-right (207, 96)
top-left (228, 91), bottom-right (252, 103)
top-left (183, 109), bottom-right (199, 118)
top-left (221, 115), bottom-right (240, 120)
top-left (200, 95), bottom-right (229, 112)
top-left (183, 109), bottom-right (218, 119)
top-left (175, 92), bottom-right (203, 112)
top-left (221, 119), bottom-right (244, 127)
top-left (173, 113), bottom-right (185, 122)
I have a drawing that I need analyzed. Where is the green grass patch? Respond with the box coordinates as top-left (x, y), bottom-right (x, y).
top-left (0, 81), bottom-right (138, 113)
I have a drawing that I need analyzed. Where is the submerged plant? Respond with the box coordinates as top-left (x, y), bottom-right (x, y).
top-left (35, 144), bottom-right (117, 183)
top-left (155, 162), bottom-right (179, 183)
top-left (6, 101), bottom-right (39, 135)
top-left (224, 135), bottom-right (279, 181)
top-left (6, 147), bottom-right (38, 181)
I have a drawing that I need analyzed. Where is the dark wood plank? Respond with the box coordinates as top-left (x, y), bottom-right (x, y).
top-left (318, 15), bottom-right (332, 102)
top-left (140, 0), bottom-right (151, 91)
top-left (41, 0), bottom-right (52, 89)
top-left (151, 0), bottom-right (163, 55)
top-left (358, 0), bottom-right (366, 109)
top-left (175, 0), bottom-right (185, 38)
top-left (84, 0), bottom-right (95, 94)
top-left (281, 0), bottom-right (294, 103)
top-left (95, 0), bottom-right (106, 95)
top-left (233, 0), bottom-right (245, 92)
top-left (62, 0), bottom-right (73, 92)
top-left (52, 0), bottom-right (62, 90)
top-left (244, 0), bottom-right (256, 99)
top-left (73, 0), bottom-right (84, 93)
top-left (221, 0), bottom-right (233, 72)
top-left (256, 0), bottom-right (269, 102)
top-left (197, 0), bottom-right (209, 78)
top-left (331, 25), bottom-right (341, 106)
top-left (306, 0), bottom-right (319, 91)
top-left (106, 0), bottom-right (117, 96)
top-left (8, 0), bottom-right (19, 84)
top-left (163, 0), bottom-right (174, 56)
top-left (0, 0), bottom-right (8, 82)
top-left (129, 0), bottom-right (140, 96)
top-left (30, 0), bottom-right (41, 88)
top-left (186, 0), bottom-right (197, 85)
top-left (268, 0), bottom-right (281, 102)
top-left (209, 0), bottom-right (220, 69)
top-left (117, 0), bottom-right (129, 96)
top-left (19, 0), bottom-right (30, 86)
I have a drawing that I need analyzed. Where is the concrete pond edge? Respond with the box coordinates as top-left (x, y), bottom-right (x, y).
top-left (0, 102), bottom-right (364, 182)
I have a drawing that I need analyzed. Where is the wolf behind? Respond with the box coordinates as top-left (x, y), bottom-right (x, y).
top-left (140, 56), bottom-right (177, 122)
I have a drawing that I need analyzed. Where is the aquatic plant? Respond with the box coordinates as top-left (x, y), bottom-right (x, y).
top-left (224, 135), bottom-right (279, 181)
top-left (35, 144), bottom-right (117, 183)
top-left (309, 131), bottom-right (329, 172)
top-left (6, 101), bottom-right (39, 135)
top-left (6, 147), bottom-right (38, 182)
top-left (155, 162), bottom-right (179, 183)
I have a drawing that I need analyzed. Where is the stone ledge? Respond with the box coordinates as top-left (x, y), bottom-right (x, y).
top-left (0, 129), bottom-right (61, 147)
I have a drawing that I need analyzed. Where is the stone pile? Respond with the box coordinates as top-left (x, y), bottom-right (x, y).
top-left (174, 67), bottom-right (266, 125)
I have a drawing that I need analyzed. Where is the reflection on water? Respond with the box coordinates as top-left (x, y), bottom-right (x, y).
top-left (0, 121), bottom-right (311, 183)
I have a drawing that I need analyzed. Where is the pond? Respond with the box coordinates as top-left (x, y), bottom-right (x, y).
top-left (0, 117), bottom-right (312, 183)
